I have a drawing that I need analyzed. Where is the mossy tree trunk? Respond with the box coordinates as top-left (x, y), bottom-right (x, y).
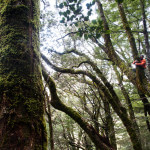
top-left (140, 0), bottom-right (150, 80)
top-left (45, 94), bottom-right (54, 150)
top-left (95, 0), bottom-right (150, 98)
top-left (102, 95), bottom-right (117, 150)
top-left (0, 0), bottom-right (47, 149)
top-left (95, 0), bottom-right (150, 116)
top-left (113, 65), bottom-right (141, 141)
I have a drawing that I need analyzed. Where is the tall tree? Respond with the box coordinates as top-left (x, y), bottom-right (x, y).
top-left (0, 0), bottom-right (47, 149)
top-left (140, 0), bottom-right (150, 79)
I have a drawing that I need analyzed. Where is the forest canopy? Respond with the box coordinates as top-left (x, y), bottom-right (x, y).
top-left (40, 0), bottom-right (150, 149)
top-left (0, 0), bottom-right (150, 149)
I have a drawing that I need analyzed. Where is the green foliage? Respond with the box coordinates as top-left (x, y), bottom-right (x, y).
top-left (115, 0), bottom-right (124, 3)
top-left (75, 18), bottom-right (103, 40)
top-left (58, 0), bottom-right (95, 25)
top-left (41, 0), bottom-right (150, 149)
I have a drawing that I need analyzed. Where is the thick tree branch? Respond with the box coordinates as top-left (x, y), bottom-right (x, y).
top-left (117, 2), bottom-right (139, 59)
top-left (42, 65), bottom-right (113, 150)
top-left (42, 52), bottom-right (144, 150)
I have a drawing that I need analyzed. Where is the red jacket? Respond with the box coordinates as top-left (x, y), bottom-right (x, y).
top-left (133, 59), bottom-right (146, 69)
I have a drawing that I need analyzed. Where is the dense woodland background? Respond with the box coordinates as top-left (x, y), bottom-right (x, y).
top-left (0, 0), bottom-right (150, 150)
top-left (40, 0), bottom-right (150, 149)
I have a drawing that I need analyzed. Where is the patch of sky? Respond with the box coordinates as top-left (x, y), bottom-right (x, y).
top-left (40, 0), bottom-right (98, 55)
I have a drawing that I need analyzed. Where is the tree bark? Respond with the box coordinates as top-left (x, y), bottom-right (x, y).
top-left (140, 0), bottom-right (150, 80)
top-left (45, 94), bottom-right (54, 150)
top-left (0, 0), bottom-right (47, 149)
top-left (117, 2), bottom-right (138, 59)
top-left (101, 93), bottom-right (117, 150)
top-left (113, 65), bottom-right (141, 143)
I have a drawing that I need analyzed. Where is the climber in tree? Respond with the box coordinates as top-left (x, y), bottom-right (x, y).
top-left (132, 55), bottom-right (146, 72)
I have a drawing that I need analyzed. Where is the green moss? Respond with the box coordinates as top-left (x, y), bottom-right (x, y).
top-left (24, 98), bottom-right (42, 117)
top-left (0, 0), bottom-right (47, 149)
top-left (1, 4), bottom-right (28, 17)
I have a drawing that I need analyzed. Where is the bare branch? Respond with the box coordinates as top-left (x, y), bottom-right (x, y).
top-left (56, 31), bottom-right (78, 41)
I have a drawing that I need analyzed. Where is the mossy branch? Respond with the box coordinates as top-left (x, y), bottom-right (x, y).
top-left (96, 1), bottom-right (150, 97)
top-left (42, 53), bottom-right (144, 150)
top-left (42, 65), bottom-right (114, 150)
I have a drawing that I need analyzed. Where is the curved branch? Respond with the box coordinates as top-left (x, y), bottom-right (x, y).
top-left (72, 61), bottom-right (89, 69)
top-left (48, 48), bottom-right (75, 55)
top-left (42, 53), bottom-right (144, 150)
top-left (42, 65), bottom-right (113, 150)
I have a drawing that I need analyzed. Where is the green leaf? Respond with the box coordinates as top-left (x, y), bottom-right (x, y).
top-left (96, 33), bottom-right (101, 38)
top-left (63, 12), bottom-right (67, 17)
top-left (78, 28), bottom-right (83, 37)
top-left (97, 19), bottom-right (102, 25)
top-left (60, 17), bottom-right (65, 23)
top-left (59, 3), bottom-right (64, 9)
top-left (60, 20), bottom-right (64, 23)
top-left (66, 10), bottom-right (70, 14)
top-left (84, 16), bottom-right (89, 21)
top-left (67, 16), bottom-right (70, 21)
top-left (70, 5), bottom-right (75, 11)
top-left (70, 15), bottom-right (74, 21)
top-left (88, 34), bottom-right (92, 39)
top-left (75, 6), bottom-right (82, 15)
top-left (87, 9), bottom-right (92, 16)
top-left (86, 3), bottom-right (90, 9)
top-left (84, 34), bottom-right (89, 40)
top-left (115, 0), bottom-right (124, 3)
top-left (75, 22), bottom-right (78, 27)
top-left (68, 0), bottom-right (74, 2)
top-left (92, 19), bottom-right (97, 24)
top-left (105, 30), bottom-right (111, 34)
top-left (92, 0), bottom-right (95, 5)
top-left (79, 32), bottom-right (83, 37)
top-left (59, 12), bottom-right (63, 16)
top-left (63, 2), bottom-right (67, 6)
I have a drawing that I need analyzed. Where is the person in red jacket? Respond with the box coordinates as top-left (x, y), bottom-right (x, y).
top-left (133, 55), bottom-right (146, 72)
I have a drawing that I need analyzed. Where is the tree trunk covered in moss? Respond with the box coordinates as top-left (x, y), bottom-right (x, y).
top-left (140, 0), bottom-right (150, 80)
top-left (113, 65), bottom-right (141, 142)
top-left (117, 2), bottom-right (138, 59)
top-left (45, 94), bottom-right (54, 150)
top-left (95, 0), bottom-right (150, 98)
top-left (117, 2), bottom-right (149, 93)
top-left (103, 96), bottom-right (117, 150)
top-left (0, 0), bottom-right (47, 149)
